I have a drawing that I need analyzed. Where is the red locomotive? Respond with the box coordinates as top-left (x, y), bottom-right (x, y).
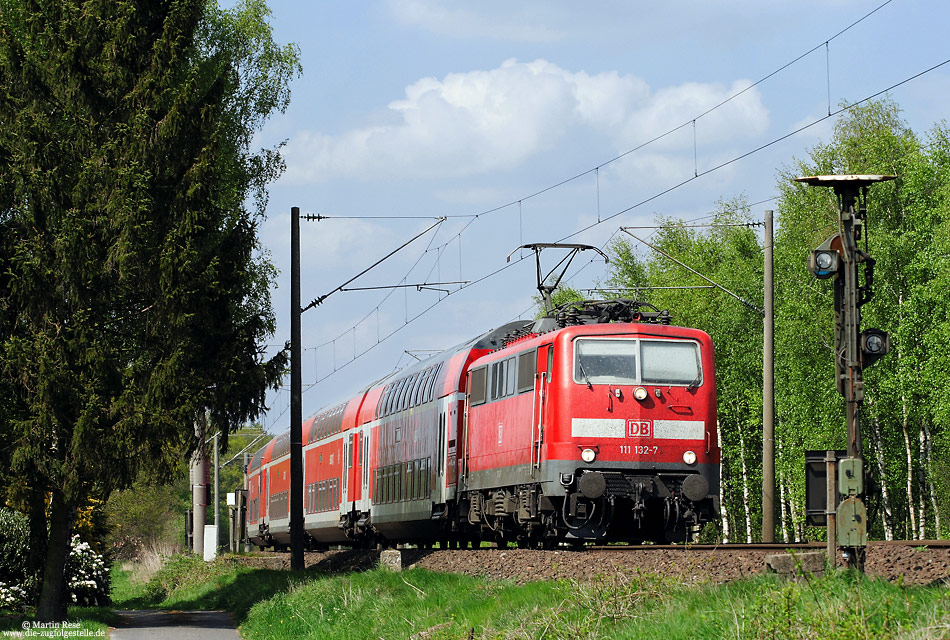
top-left (247, 244), bottom-right (720, 548)
top-left (246, 308), bottom-right (719, 548)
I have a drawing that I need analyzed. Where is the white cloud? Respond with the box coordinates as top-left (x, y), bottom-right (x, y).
top-left (386, 0), bottom-right (563, 42)
top-left (282, 59), bottom-right (769, 184)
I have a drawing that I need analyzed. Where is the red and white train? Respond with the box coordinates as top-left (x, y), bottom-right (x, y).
top-left (245, 298), bottom-right (720, 548)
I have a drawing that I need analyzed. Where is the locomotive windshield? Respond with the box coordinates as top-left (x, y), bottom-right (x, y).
top-left (640, 340), bottom-right (701, 385)
top-left (573, 338), bottom-right (701, 386)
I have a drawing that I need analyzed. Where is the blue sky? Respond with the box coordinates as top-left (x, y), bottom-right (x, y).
top-left (247, 0), bottom-right (950, 430)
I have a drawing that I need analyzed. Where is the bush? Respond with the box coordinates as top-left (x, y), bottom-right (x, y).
top-left (0, 509), bottom-right (111, 611)
top-left (0, 508), bottom-right (35, 609)
top-left (67, 535), bottom-right (110, 606)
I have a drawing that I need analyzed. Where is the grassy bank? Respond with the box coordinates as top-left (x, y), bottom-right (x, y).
top-left (8, 554), bottom-right (942, 639)
top-left (136, 554), bottom-right (949, 640)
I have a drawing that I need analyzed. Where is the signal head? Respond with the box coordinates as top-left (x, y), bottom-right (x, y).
top-left (808, 249), bottom-right (840, 279)
top-left (860, 328), bottom-right (890, 368)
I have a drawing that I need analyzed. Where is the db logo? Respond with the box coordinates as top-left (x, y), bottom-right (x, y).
top-left (627, 420), bottom-right (652, 438)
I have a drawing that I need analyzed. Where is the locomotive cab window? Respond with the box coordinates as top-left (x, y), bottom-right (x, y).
top-left (641, 340), bottom-right (701, 385)
top-left (573, 338), bottom-right (638, 385)
top-left (573, 338), bottom-right (702, 387)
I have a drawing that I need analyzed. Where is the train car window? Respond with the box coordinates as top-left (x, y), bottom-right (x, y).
top-left (410, 371), bottom-right (423, 407)
top-left (378, 384), bottom-right (390, 417)
top-left (394, 464), bottom-right (402, 502)
top-left (517, 350), bottom-right (536, 393)
top-left (408, 372), bottom-right (421, 408)
top-left (423, 457), bottom-right (430, 496)
top-left (399, 375), bottom-right (414, 411)
top-left (641, 340), bottom-right (702, 385)
top-left (547, 347), bottom-right (554, 382)
top-left (425, 362), bottom-right (442, 402)
top-left (421, 365), bottom-right (435, 403)
top-left (390, 380), bottom-right (401, 414)
top-left (414, 369), bottom-right (429, 406)
top-left (469, 367), bottom-right (487, 405)
top-left (406, 461), bottom-right (414, 501)
top-left (388, 379), bottom-right (401, 415)
top-left (396, 376), bottom-right (408, 412)
top-left (386, 382), bottom-right (397, 416)
top-left (573, 338), bottom-right (639, 385)
top-left (382, 386), bottom-right (390, 416)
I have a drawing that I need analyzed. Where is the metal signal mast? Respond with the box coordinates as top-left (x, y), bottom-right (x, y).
top-left (799, 174), bottom-right (894, 571)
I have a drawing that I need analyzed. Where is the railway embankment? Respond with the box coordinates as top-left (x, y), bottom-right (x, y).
top-left (132, 546), bottom-right (948, 639)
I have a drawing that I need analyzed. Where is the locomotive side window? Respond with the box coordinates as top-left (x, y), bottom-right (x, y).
top-left (517, 349), bottom-right (536, 393)
top-left (573, 339), bottom-right (639, 385)
top-left (505, 358), bottom-right (516, 396)
top-left (641, 340), bottom-right (701, 385)
top-left (490, 357), bottom-right (516, 401)
top-left (470, 367), bottom-right (487, 405)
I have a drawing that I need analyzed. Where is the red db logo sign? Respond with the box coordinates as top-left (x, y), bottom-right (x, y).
top-left (627, 420), bottom-right (652, 438)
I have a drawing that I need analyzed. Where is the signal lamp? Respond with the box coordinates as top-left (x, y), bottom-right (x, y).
top-left (581, 448), bottom-right (596, 463)
top-left (808, 249), bottom-right (840, 279)
top-left (683, 450), bottom-right (697, 465)
top-left (860, 329), bottom-right (890, 368)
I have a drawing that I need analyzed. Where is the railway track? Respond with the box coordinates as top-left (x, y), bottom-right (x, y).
top-left (588, 539), bottom-right (950, 551)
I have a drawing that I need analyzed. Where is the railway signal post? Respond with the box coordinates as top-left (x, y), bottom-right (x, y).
top-left (798, 174), bottom-right (894, 570)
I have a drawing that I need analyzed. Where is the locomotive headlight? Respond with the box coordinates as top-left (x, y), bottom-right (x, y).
top-left (633, 386), bottom-right (648, 401)
top-left (581, 448), bottom-right (597, 463)
top-left (683, 450), bottom-right (697, 465)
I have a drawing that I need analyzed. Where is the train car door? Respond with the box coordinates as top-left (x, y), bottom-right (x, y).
top-left (356, 426), bottom-right (371, 513)
top-left (340, 432), bottom-right (352, 515)
top-left (348, 431), bottom-right (360, 503)
top-left (434, 401), bottom-right (447, 502)
top-left (533, 344), bottom-right (553, 473)
top-left (261, 466), bottom-right (269, 519)
top-left (447, 396), bottom-right (459, 488)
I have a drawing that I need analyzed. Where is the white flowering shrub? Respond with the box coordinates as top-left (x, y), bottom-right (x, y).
top-left (0, 509), bottom-right (111, 610)
top-left (66, 535), bottom-right (110, 606)
top-left (0, 581), bottom-right (29, 610)
top-left (0, 508), bottom-right (32, 611)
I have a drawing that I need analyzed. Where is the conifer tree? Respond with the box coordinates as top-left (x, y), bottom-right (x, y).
top-left (0, 0), bottom-right (297, 618)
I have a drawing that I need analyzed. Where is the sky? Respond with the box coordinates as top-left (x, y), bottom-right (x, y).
top-left (244, 0), bottom-right (950, 432)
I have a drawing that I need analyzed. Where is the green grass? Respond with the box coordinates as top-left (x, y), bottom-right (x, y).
top-left (24, 552), bottom-right (941, 640)
top-left (137, 554), bottom-right (308, 624)
top-left (232, 566), bottom-right (949, 640)
top-left (0, 610), bottom-right (111, 636)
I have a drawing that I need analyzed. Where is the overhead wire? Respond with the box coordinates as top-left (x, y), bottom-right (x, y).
top-left (266, 3), bottom-right (949, 423)
top-left (283, 54), bottom-right (949, 405)
top-left (302, 0), bottom-right (894, 225)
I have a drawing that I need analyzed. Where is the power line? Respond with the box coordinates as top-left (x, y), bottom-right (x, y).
top-left (283, 54), bottom-right (949, 399)
top-left (306, 1), bottom-right (893, 225)
top-left (268, 16), bottom-right (945, 414)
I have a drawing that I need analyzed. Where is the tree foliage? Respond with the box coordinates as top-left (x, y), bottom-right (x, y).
top-left (0, 0), bottom-right (297, 618)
